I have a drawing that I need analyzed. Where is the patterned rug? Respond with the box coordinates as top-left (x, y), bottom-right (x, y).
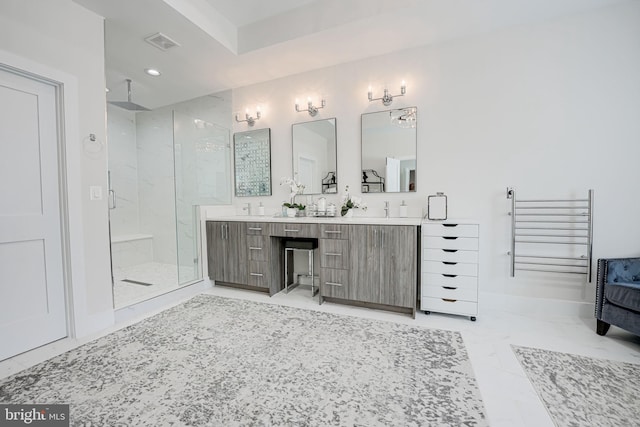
top-left (0, 295), bottom-right (487, 426)
top-left (513, 345), bottom-right (640, 427)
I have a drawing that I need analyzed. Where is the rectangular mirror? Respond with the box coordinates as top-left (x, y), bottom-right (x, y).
top-left (292, 118), bottom-right (337, 194)
top-left (233, 128), bottom-right (272, 196)
top-left (361, 107), bottom-right (417, 193)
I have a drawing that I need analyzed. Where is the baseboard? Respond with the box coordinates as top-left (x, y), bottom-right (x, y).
top-left (72, 309), bottom-right (115, 338)
top-left (479, 292), bottom-right (594, 318)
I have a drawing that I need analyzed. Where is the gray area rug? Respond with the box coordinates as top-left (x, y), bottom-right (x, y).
top-left (513, 345), bottom-right (640, 427)
top-left (1, 295), bottom-right (487, 426)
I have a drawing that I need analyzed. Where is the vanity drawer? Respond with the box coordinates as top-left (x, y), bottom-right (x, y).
top-left (319, 224), bottom-right (349, 240)
top-left (423, 223), bottom-right (479, 238)
top-left (246, 222), bottom-right (270, 236)
top-left (271, 222), bottom-right (318, 238)
top-left (248, 261), bottom-right (269, 288)
top-left (422, 273), bottom-right (477, 290)
top-left (424, 236), bottom-right (478, 251)
top-left (421, 297), bottom-right (477, 316)
top-left (320, 239), bottom-right (349, 269)
top-left (321, 268), bottom-right (349, 300)
top-left (423, 248), bottom-right (478, 263)
top-left (247, 236), bottom-right (269, 262)
top-left (423, 284), bottom-right (478, 301)
top-left (423, 261), bottom-right (478, 276)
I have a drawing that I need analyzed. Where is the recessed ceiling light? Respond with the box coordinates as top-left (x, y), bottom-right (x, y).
top-left (145, 68), bottom-right (161, 77)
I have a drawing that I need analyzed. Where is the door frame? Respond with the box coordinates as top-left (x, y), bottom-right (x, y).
top-left (0, 48), bottom-right (100, 339)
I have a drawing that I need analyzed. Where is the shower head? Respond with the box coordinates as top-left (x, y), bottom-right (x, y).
top-left (108, 79), bottom-right (150, 111)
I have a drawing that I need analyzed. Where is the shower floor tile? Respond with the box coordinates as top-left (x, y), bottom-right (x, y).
top-left (113, 262), bottom-right (195, 309)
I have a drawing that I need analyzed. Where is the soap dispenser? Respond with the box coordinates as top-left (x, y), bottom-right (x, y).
top-left (399, 200), bottom-right (408, 218)
top-left (258, 202), bottom-right (265, 216)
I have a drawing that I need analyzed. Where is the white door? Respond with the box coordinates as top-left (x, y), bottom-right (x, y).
top-left (298, 156), bottom-right (316, 194)
top-left (0, 67), bottom-right (67, 361)
top-left (386, 157), bottom-right (401, 192)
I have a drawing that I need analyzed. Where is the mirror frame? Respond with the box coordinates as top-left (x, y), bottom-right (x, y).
top-left (361, 107), bottom-right (417, 193)
top-left (233, 128), bottom-right (272, 197)
top-left (292, 117), bottom-right (338, 195)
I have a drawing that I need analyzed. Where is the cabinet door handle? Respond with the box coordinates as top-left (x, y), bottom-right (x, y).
top-left (443, 261), bottom-right (457, 265)
top-left (373, 229), bottom-right (377, 248)
top-left (442, 286), bottom-right (457, 290)
top-left (325, 282), bottom-right (343, 287)
top-left (284, 228), bottom-right (299, 232)
top-left (443, 224), bottom-right (459, 227)
top-left (249, 247), bottom-right (262, 251)
top-left (250, 273), bottom-right (264, 277)
top-left (443, 274), bottom-right (457, 278)
top-left (443, 236), bottom-right (458, 240)
top-left (442, 298), bottom-right (457, 302)
top-left (324, 230), bottom-right (341, 234)
top-left (443, 249), bottom-right (458, 253)
top-left (325, 253), bottom-right (342, 257)
top-left (248, 227), bottom-right (262, 231)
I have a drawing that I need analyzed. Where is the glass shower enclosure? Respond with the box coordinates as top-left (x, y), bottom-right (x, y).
top-left (107, 94), bottom-right (231, 308)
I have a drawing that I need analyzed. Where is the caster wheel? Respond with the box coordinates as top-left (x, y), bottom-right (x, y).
top-left (470, 316), bottom-right (476, 322)
top-left (424, 311), bottom-right (431, 315)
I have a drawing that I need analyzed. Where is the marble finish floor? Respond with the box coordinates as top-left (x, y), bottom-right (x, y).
top-left (1, 283), bottom-right (639, 427)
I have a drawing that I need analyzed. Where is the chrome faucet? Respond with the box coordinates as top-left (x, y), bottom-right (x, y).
top-left (243, 202), bottom-right (251, 216)
top-left (384, 201), bottom-right (390, 218)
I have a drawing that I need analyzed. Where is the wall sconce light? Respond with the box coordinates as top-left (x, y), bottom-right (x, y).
top-left (235, 107), bottom-right (261, 126)
top-left (295, 97), bottom-right (326, 116)
top-left (368, 81), bottom-right (406, 106)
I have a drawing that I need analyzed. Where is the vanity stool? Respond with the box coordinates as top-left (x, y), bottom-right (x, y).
top-left (284, 239), bottom-right (318, 296)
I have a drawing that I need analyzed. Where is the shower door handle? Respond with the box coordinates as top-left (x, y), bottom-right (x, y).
top-left (109, 189), bottom-right (116, 210)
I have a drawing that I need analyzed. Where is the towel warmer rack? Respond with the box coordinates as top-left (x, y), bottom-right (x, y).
top-left (507, 188), bottom-right (594, 282)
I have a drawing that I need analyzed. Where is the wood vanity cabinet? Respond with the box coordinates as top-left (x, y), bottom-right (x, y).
top-left (349, 225), bottom-right (417, 312)
top-left (246, 222), bottom-right (270, 290)
top-left (319, 224), bottom-right (350, 301)
top-left (206, 221), bottom-right (247, 285)
top-left (269, 222), bottom-right (318, 238)
top-left (205, 219), bottom-right (419, 316)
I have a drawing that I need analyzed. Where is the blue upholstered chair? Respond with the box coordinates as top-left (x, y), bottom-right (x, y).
top-left (595, 258), bottom-right (640, 336)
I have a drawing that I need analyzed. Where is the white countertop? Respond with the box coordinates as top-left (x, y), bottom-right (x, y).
top-left (206, 214), bottom-right (423, 226)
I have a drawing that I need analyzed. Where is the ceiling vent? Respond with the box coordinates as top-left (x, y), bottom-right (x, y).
top-left (144, 32), bottom-right (181, 51)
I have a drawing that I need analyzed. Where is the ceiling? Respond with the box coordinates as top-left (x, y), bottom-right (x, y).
top-left (73, 0), bottom-right (629, 110)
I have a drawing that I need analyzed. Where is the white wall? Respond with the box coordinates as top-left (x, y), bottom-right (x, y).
top-left (0, 0), bottom-right (113, 335)
top-left (230, 2), bottom-right (640, 304)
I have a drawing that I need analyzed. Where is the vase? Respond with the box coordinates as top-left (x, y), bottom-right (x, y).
top-left (286, 208), bottom-right (297, 218)
top-left (343, 209), bottom-right (353, 218)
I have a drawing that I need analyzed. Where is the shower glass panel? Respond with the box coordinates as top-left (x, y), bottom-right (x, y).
top-left (172, 111), bottom-right (231, 285)
top-left (108, 105), bottom-right (179, 308)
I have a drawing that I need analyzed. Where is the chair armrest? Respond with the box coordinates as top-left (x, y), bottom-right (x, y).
top-left (596, 259), bottom-right (607, 318)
